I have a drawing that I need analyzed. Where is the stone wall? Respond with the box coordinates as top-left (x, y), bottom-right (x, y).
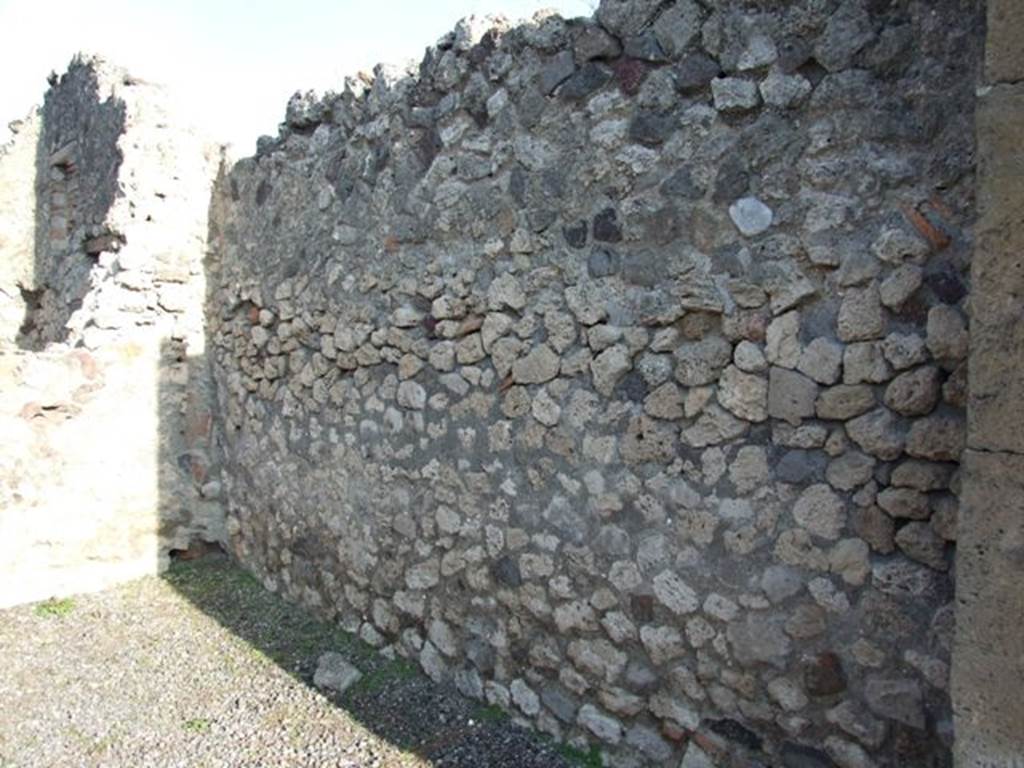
top-left (0, 56), bottom-right (224, 608)
top-left (207, 2), bottom-right (983, 765)
top-left (952, 0), bottom-right (1024, 764)
top-left (0, 107), bottom-right (40, 341)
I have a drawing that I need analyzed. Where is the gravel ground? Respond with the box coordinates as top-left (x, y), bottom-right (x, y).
top-left (0, 554), bottom-right (576, 768)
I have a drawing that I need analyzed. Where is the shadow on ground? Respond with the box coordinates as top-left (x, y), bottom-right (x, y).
top-left (163, 554), bottom-right (586, 768)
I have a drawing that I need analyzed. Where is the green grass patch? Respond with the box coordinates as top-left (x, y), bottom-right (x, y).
top-left (345, 658), bottom-right (419, 699)
top-left (558, 743), bottom-right (603, 768)
top-left (33, 597), bottom-right (75, 618)
top-left (163, 558), bottom-right (377, 673)
top-left (182, 717), bottom-right (212, 734)
top-left (472, 704), bottom-right (508, 723)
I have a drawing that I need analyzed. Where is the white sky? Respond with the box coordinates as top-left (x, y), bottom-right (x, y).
top-left (0, 0), bottom-right (595, 152)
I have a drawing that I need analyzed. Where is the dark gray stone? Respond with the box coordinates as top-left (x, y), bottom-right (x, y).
top-left (588, 247), bottom-right (621, 278)
top-left (661, 166), bottom-right (705, 199)
top-left (559, 63), bottom-right (614, 101)
top-left (565, 220), bottom-right (588, 249)
top-left (622, 250), bottom-right (661, 287)
top-left (593, 207), bottom-right (623, 243)
top-left (492, 556), bottom-right (522, 587)
top-left (675, 53), bottom-right (721, 92)
top-left (542, 685), bottom-right (579, 723)
top-left (776, 450), bottom-right (828, 484)
top-left (629, 110), bottom-right (678, 146)
top-left (540, 51), bottom-right (577, 95)
top-left (777, 37), bottom-right (813, 73)
top-left (781, 742), bottom-right (836, 768)
top-left (712, 156), bottom-right (750, 203)
top-left (623, 32), bottom-right (668, 63)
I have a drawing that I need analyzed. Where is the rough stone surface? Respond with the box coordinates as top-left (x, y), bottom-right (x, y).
top-left (0, 5), bottom-right (989, 766)
top-left (313, 652), bottom-right (363, 694)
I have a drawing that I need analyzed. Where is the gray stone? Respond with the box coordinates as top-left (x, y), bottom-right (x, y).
top-left (313, 652), bottom-right (363, 694)
top-left (397, 380), bottom-right (427, 410)
top-left (905, 414), bottom-right (965, 461)
top-left (793, 484), bottom-right (846, 541)
top-left (653, 570), bottom-right (700, 615)
top-left (852, 506), bottom-right (896, 554)
top-left (824, 737), bottom-right (876, 768)
top-left (880, 332), bottom-right (928, 371)
top-left (776, 450), bottom-right (828, 484)
top-left (587, 247), bottom-right (620, 278)
top-left (675, 337), bottom-right (733, 386)
top-left (682, 405), bottom-right (749, 447)
top-left (883, 366), bottom-right (941, 416)
top-left (837, 251), bottom-right (882, 287)
top-left (644, 381), bottom-right (685, 420)
top-left (872, 559), bottom-right (937, 599)
top-left (845, 408), bottom-right (904, 460)
top-left (837, 284), bottom-right (885, 342)
top-left (926, 305), bottom-right (968, 363)
top-left (626, 723), bottom-right (673, 761)
top-left (895, 522), bottom-right (948, 570)
top-left (879, 264), bottom-right (923, 308)
top-left (488, 273), bottom-right (527, 311)
top-left (511, 678), bottom-right (541, 716)
top-left (729, 196), bottom-right (774, 236)
top-left (760, 72), bottom-right (812, 108)
top-left (681, 743), bottom-right (717, 768)
top-left (864, 677), bottom-right (925, 729)
top-left (591, 344), bottom-right (632, 396)
top-left (798, 338), bottom-right (843, 385)
top-left (826, 700), bottom-right (887, 749)
top-left (574, 26), bottom-right (622, 62)
top-left (734, 340), bottom-right (768, 373)
top-left (675, 54), bottom-right (721, 92)
top-left (596, 0), bottom-right (663, 38)
top-left (540, 51), bottom-right (577, 95)
top-left (717, 365), bottom-right (768, 422)
top-left (728, 613), bottom-right (792, 669)
top-left (768, 367), bottom-right (819, 425)
top-left (844, 342), bottom-right (894, 384)
top-left (639, 624), bottom-right (686, 665)
top-left (712, 78), bottom-right (761, 112)
top-left (876, 487), bottom-right (929, 520)
top-left (766, 311), bottom-right (802, 368)
top-left (559, 62), bottom-right (614, 101)
top-left (826, 452), bottom-right (876, 491)
top-left (815, 0), bottom-right (875, 72)
top-left (762, 565), bottom-right (804, 604)
top-left (652, 0), bottom-right (703, 58)
top-left (513, 344), bottom-right (560, 384)
top-left (890, 460), bottom-right (953, 492)
top-left (568, 638), bottom-right (627, 684)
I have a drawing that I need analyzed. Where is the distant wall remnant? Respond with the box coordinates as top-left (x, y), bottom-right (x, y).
top-left (0, 57), bottom-right (223, 608)
top-left (0, 109), bottom-right (40, 341)
top-left (952, 0), bottom-right (1024, 765)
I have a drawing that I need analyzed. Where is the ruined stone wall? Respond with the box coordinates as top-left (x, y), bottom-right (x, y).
top-left (0, 57), bottom-right (224, 608)
top-left (208, 2), bottom-right (983, 765)
top-left (0, 108), bottom-right (41, 341)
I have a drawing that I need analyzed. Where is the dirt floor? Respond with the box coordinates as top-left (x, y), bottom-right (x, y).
top-left (0, 554), bottom-right (583, 768)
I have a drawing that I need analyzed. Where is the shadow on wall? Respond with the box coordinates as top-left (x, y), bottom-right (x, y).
top-left (21, 62), bottom-right (126, 350)
top-left (163, 161), bottom-right (579, 768)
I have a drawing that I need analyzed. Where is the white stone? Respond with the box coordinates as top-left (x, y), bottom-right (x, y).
top-left (729, 197), bottom-right (774, 236)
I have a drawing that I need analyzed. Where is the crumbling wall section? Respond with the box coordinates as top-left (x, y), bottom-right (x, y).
top-left (208, 1), bottom-right (983, 765)
top-left (0, 57), bottom-right (224, 608)
top-left (0, 109), bottom-right (41, 342)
